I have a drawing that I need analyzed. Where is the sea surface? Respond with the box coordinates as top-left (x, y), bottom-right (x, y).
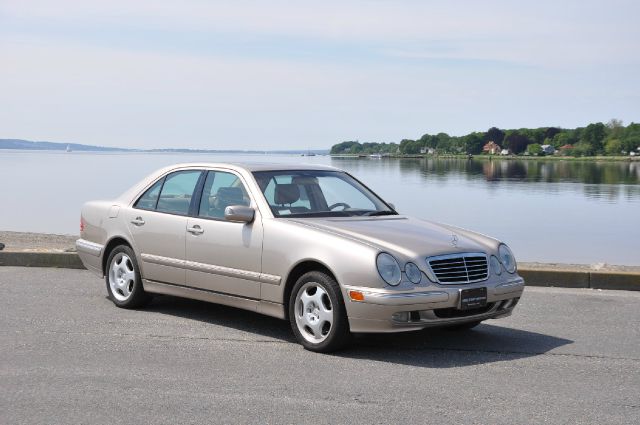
top-left (1, 150), bottom-right (639, 265)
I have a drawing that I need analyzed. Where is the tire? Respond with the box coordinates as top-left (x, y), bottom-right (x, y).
top-left (445, 320), bottom-right (482, 331)
top-left (105, 245), bottom-right (151, 309)
top-left (289, 271), bottom-right (351, 353)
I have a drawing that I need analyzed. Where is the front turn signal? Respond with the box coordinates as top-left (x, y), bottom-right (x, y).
top-left (348, 290), bottom-right (365, 302)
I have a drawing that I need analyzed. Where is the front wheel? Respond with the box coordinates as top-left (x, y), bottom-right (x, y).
top-left (105, 245), bottom-right (151, 309)
top-left (289, 271), bottom-right (351, 353)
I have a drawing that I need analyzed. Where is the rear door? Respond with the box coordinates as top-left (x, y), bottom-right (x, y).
top-left (127, 169), bottom-right (203, 285)
top-left (185, 169), bottom-right (263, 299)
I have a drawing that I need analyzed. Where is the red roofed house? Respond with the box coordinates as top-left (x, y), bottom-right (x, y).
top-left (483, 141), bottom-right (501, 155)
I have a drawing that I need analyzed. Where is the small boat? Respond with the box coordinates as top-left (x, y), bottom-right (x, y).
top-left (66, 145), bottom-right (72, 152)
top-left (369, 154), bottom-right (382, 159)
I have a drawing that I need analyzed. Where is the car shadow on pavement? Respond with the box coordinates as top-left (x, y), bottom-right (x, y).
top-left (143, 295), bottom-right (296, 342)
top-left (338, 326), bottom-right (574, 368)
top-left (144, 295), bottom-right (573, 368)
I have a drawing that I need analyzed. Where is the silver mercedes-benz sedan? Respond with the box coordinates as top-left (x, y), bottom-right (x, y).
top-left (76, 162), bottom-right (524, 352)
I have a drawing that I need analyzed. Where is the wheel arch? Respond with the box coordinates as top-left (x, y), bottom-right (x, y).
top-left (282, 259), bottom-right (340, 320)
top-left (102, 236), bottom-right (135, 275)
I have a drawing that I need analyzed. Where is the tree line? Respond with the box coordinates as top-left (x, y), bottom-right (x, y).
top-left (330, 120), bottom-right (640, 156)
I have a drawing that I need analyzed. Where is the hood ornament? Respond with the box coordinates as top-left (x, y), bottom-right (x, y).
top-left (451, 234), bottom-right (459, 247)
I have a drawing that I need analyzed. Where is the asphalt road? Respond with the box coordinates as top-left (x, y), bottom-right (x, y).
top-left (1, 267), bottom-right (639, 425)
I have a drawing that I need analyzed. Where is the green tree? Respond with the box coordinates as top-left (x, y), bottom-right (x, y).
top-left (485, 127), bottom-right (505, 144)
top-left (527, 143), bottom-right (543, 155)
top-left (461, 132), bottom-right (485, 154)
top-left (399, 139), bottom-right (420, 154)
top-left (504, 131), bottom-right (531, 154)
top-left (580, 122), bottom-right (606, 154)
top-left (604, 139), bottom-right (623, 155)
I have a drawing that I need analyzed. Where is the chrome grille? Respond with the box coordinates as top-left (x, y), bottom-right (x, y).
top-left (427, 253), bottom-right (488, 284)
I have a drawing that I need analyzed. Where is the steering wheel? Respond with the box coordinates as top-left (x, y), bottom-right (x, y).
top-left (328, 202), bottom-right (351, 211)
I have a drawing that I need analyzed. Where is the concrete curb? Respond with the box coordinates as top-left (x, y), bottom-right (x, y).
top-left (518, 269), bottom-right (639, 291)
top-left (1, 251), bottom-right (638, 291)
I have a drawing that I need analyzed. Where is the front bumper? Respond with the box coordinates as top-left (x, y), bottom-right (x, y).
top-left (343, 276), bottom-right (525, 333)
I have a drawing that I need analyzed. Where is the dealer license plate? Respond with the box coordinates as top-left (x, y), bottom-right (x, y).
top-left (459, 287), bottom-right (487, 310)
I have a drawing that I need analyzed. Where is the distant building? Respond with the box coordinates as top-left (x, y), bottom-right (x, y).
top-left (483, 141), bottom-right (501, 155)
top-left (427, 148), bottom-right (435, 155)
top-left (541, 144), bottom-right (555, 155)
top-left (500, 149), bottom-right (510, 155)
top-left (420, 147), bottom-right (427, 154)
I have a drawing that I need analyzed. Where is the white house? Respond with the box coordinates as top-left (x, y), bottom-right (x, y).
top-left (541, 144), bottom-right (555, 155)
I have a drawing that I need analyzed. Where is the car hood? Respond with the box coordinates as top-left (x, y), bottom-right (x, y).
top-left (286, 216), bottom-right (498, 259)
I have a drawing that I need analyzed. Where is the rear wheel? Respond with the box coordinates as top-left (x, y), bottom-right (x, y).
top-left (105, 245), bottom-right (150, 308)
top-left (289, 271), bottom-right (351, 353)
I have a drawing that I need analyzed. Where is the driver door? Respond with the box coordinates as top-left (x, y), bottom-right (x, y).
top-left (185, 169), bottom-right (263, 299)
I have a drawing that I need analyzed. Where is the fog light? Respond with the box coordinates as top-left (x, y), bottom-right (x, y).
top-left (348, 290), bottom-right (365, 302)
top-left (391, 312), bottom-right (410, 322)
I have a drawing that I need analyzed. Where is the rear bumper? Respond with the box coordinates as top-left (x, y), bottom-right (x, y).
top-left (75, 239), bottom-right (104, 276)
top-left (343, 276), bottom-right (525, 333)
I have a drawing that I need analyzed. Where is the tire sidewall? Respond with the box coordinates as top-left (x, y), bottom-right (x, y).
top-left (105, 245), bottom-right (145, 308)
top-left (289, 271), bottom-right (350, 352)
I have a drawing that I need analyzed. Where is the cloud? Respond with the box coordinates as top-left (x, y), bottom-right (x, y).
top-left (1, 1), bottom-right (639, 149)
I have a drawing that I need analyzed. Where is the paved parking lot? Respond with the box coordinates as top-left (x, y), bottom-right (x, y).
top-left (1, 266), bottom-right (639, 424)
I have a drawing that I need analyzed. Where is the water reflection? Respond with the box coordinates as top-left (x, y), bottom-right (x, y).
top-left (391, 158), bottom-right (640, 184)
top-left (334, 157), bottom-right (640, 202)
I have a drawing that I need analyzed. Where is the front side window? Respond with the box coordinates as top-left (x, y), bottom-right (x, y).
top-left (199, 170), bottom-right (250, 219)
top-left (253, 170), bottom-right (395, 218)
top-left (155, 170), bottom-right (202, 215)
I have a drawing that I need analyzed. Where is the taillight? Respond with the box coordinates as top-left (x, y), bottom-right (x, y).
top-left (80, 217), bottom-right (85, 232)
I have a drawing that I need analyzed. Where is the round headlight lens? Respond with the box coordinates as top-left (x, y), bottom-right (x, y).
top-left (490, 255), bottom-right (502, 276)
top-left (405, 262), bottom-right (422, 284)
top-left (498, 244), bottom-right (517, 273)
top-left (376, 253), bottom-right (401, 286)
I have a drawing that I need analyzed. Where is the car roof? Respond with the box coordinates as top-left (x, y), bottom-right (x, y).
top-left (165, 162), bottom-right (343, 173)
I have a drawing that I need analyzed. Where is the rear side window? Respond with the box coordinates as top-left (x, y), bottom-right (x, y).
top-left (134, 179), bottom-right (163, 210)
top-left (155, 170), bottom-right (202, 215)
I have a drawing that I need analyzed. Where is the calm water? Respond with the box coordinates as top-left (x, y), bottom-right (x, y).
top-left (1, 151), bottom-right (639, 265)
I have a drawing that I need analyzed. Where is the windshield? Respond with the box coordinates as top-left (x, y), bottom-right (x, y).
top-left (252, 170), bottom-right (397, 218)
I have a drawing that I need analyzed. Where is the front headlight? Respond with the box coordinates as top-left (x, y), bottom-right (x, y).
top-left (405, 262), bottom-right (422, 284)
top-left (498, 244), bottom-right (517, 273)
top-left (376, 253), bottom-right (401, 286)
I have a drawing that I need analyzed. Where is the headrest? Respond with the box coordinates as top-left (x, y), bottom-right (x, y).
top-left (275, 184), bottom-right (300, 205)
top-left (216, 187), bottom-right (244, 203)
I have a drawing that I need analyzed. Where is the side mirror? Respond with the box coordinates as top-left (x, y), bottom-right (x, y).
top-left (224, 205), bottom-right (255, 223)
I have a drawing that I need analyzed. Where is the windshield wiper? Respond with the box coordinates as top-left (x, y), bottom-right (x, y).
top-left (364, 210), bottom-right (398, 216)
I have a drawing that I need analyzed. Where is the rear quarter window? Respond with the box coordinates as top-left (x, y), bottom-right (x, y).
top-left (134, 179), bottom-right (163, 210)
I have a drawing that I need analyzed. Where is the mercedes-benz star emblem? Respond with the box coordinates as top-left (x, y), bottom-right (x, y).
top-left (451, 234), bottom-right (459, 246)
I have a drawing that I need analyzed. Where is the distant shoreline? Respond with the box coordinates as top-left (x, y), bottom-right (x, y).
top-left (0, 139), bottom-right (329, 155)
top-left (330, 153), bottom-right (640, 162)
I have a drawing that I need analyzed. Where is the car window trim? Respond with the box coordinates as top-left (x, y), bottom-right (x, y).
top-left (189, 171), bottom-right (209, 217)
top-left (133, 170), bottom-right (204, 217)
top-left (191, 168), bottom-right (256, 222)
top-left (133, 176), bottom-right (166, 212)
top-left (252, 170), bottom-right (396, 218)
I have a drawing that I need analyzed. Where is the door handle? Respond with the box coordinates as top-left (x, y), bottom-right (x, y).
top-left (187, 225), bottom-right (204, 235)
top-left (131, 217), bottom-right (145, 226)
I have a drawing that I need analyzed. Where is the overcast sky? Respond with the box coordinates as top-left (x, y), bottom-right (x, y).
top-left (1, 0), bottom-right (639, 150)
